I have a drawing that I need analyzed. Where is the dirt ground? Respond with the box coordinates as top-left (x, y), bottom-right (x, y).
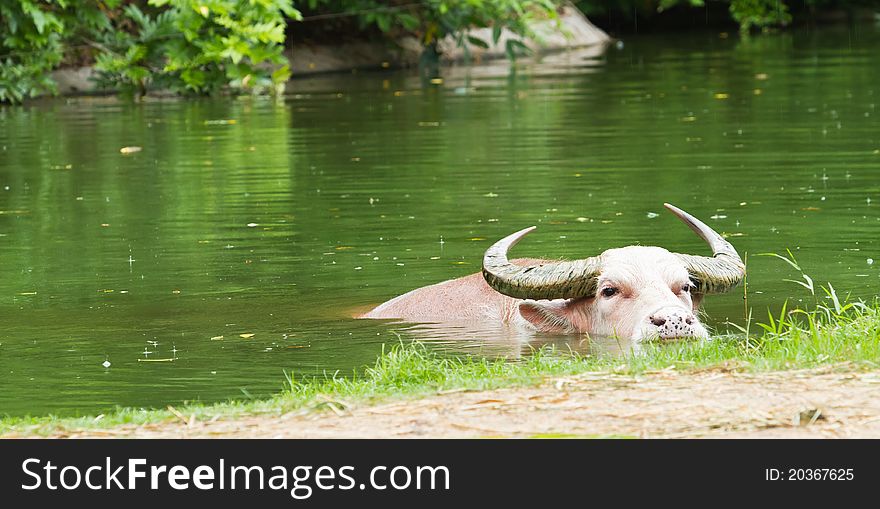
top-left (30, 366), bottom-right (880, 438)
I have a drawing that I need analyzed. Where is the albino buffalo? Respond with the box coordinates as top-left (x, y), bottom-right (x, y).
top-left (362, 204), bottom-right (745, 341)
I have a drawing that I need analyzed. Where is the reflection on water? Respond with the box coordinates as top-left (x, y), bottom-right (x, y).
top-left (1, 25), bottom-right (879, 417)
top-left (402, 321), bottom-right (641, 359)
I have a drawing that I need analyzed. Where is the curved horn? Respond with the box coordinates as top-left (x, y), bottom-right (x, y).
top-left (664, 203), bottom-right (745, 294)
top-left (482, 227), bottom-right (602, 300)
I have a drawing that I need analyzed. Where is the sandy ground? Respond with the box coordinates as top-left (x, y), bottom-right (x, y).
top-left (21, 365), bottom-right (880, 438)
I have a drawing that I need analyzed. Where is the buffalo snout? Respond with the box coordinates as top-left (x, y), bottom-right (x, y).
top-left (647, 307), bottom-right (701, 340)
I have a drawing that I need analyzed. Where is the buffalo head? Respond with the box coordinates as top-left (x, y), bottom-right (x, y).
top-left (482, 204), bottom-right (745, 341)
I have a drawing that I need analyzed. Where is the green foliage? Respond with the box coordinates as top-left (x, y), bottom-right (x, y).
top-left (148, 0), bottom-right (299, 94)
top-left (302, 0), bottom-right (558, 61)
top-left (93, 0), bottom-right (299, 95)
top-left (0, 1), bottom-right (117, 102)
top-left (1, 0), bottom-right (300, 101)
top-left (0, 0), bottom-right (561, 103)
top-left (729, 0), bottom-right (792, 32)
top-left (0, 1), bottom-right (67, 102)
top-left (92, 4), bottom-right (177, 96)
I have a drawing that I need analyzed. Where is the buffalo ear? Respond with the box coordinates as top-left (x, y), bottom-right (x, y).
top-left (518, 300), bottom-right (580, 333)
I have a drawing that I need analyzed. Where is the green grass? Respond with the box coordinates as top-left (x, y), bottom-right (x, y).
top-left (3, 294), bottom-right (880, 436)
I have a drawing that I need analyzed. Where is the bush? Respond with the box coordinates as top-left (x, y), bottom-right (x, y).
top-left (92, 1), bottom-right (299, 96)
top-left (1, 0), bottom-right (302, 101)
top-left (315, 0), bottom-right (559, 58)
top-left (728, 0), bottom-right (792, 32)
top-left (0, 0), bottom-right (562, 103)
top-left (0, 0), bottom-right (110, 102)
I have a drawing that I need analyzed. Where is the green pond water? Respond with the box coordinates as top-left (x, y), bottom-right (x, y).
top-left (1, 25), bottom-right (879, 417)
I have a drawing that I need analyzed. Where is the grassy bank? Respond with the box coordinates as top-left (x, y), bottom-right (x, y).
top-left (3, 294), bottom-right (880, 437)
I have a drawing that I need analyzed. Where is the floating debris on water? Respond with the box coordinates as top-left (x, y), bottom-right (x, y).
top-left (247, 222), bottom-right (259, 227)
top-left (204, 119), bottom-right (237, 125)
top-left (240, 333), bottom-right (255, 339)
top-left (868, 259), bottom-right (874, 265)
top-left (102, 360), bottom-right (111, 368)
top-left (483, 192), bottom-right (498, 198)
top-left (710, 214), bottom-right (727, 219)
top-left (119, 146), bottom-right (142, 154)
top-left (714, 93), bottom-right (729, 99)
top-left (210, 335), bottom-right (224, 341)
top-left (137, 358), bottom-right (175, 362)
top-left (646, 212), bottom-right (659, 219)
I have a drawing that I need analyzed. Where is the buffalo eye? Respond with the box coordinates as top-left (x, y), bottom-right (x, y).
top-left (681, 283), bottom-right (692, 293)
top-left (600, 287), bottom-right (618, 298)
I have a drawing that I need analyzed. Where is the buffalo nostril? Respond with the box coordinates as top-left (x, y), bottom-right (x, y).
top-left (650, 316), bottom-right (666, 326)
top-left (685, 316), bottom-right (694, 325)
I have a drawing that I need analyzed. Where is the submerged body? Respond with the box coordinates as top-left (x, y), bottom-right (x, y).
top-left (362, 204), bottom-right (743, 341)
top-left (362, 249), bottom-right (707, 341)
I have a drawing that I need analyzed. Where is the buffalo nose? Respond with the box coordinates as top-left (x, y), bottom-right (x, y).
top-left (650, 315), bottom-right (667, 326)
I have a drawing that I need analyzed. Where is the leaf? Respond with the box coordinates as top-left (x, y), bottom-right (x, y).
top-left (505, 38), bottom-right (530, 59)
top-left (397, 13), bottom-right (419, 31)
top-left (467, 35), bottom-right (489, 49)
top-left (375, 14), bottom-right (391, 33)
top-left (271, 64), bottom-right (291, 84)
